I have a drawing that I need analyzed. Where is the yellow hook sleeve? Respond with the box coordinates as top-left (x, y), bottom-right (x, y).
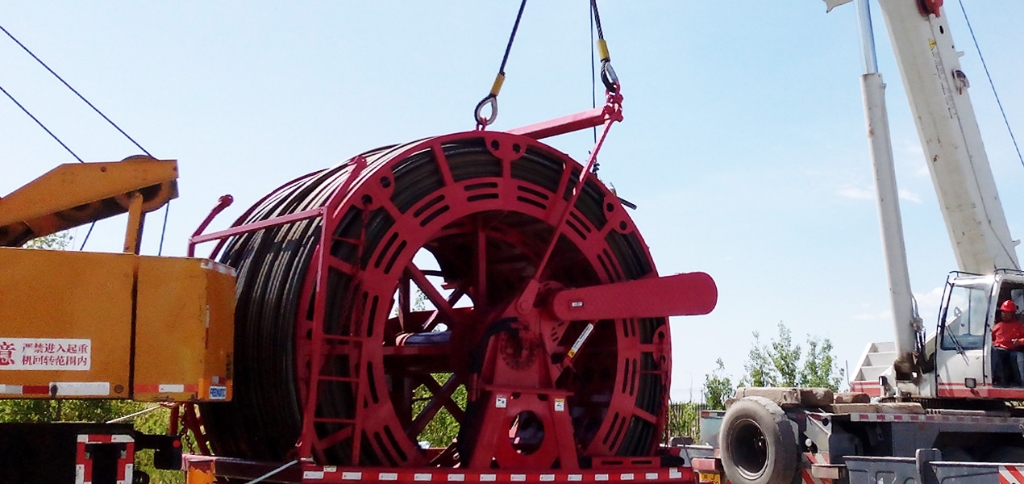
top-left (597, 39), bottom-right (610, 62)
top-left (490, 73), bottom-right (506, 96)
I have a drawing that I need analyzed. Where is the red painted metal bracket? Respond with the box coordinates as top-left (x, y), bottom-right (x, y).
top-left (509, 91), bottom-right (624, 140)
top-left (549, 272), bottom-right (718, 321)
top-left (188, 206), bottom-right (323, 257)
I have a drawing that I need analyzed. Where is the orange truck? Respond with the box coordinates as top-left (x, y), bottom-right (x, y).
top-left (0, 157), bottom-right (235, 483)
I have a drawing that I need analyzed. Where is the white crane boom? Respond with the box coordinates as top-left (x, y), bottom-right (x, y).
top-left (831, 0), bottom-right (1023, 395)
top-left (876, 0), bottom-right (1019, 274)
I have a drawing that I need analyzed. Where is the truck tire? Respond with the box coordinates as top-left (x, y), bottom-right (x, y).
top-left (719, 396), bottom-right (799, 484)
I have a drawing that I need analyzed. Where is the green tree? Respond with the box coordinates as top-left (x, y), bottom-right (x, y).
top-left (412, 374), bottom-right (466, 447)
top-left (740, 322), bottom-right (844, 391)
top-left (800, 336), bottom-right (845, 390)
top-left (741, 330), bottom-right (779, 387)
top-left (768, 322), bottom-right (801, 386)
top-left (665, 402), bottom-right (700, 441)
top-left (702, 358), bottom-right (735, 409)
top-left (22, 231), bottom-right (72, 250)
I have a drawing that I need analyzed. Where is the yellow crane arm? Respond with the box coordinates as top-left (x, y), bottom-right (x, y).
top-left (0, 156), bottom-right (178, 247)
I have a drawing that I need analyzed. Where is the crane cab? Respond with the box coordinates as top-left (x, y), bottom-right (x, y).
top-left (932, 270), bottom-right (1024, 399)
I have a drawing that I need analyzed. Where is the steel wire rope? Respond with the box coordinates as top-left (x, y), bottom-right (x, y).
top-left (473, 0), bottom-right (528, 127)
top-left (1, 23), bottom-right (171, 253)
top-left (3, 72), bottom-right (99, 250)
top-left (0, 83), bottom-right (83, 162)
top-left (202, 164), bottom-right (362, 461)
top-left (955, 1), bottom-right (1024, 168)
top-left (589, 0), bottom-right (617, 93)
top-left (0, 23), bottom-right (152, 157)
top-left (588, 3), bottom-right (599, 174)
top-left (157, 201), bottom-right (170, 256)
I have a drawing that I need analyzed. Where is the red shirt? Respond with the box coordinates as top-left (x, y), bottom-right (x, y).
top-left (993, 319), bottom-right (1024, 349)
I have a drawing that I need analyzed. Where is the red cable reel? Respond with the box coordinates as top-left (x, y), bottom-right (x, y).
top-left (202, 128), bottom-right (717, 469)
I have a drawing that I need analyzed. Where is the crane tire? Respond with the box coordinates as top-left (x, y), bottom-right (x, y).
top-left (719, 396), bottom-right (799, 484)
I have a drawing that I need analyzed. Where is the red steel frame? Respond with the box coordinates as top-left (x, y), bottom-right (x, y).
top-left (183, 89), bottom-right (707, 483)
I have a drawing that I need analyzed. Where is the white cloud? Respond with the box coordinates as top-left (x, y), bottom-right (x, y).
top-left (898, 189), bottom-right (922, 203)
top-left (837, 185), bottom-right (921, 204)
top-left (913, 286), bottom-right (946, 330)
top-left (839, 186), bottom-right (874, 200)
top-left (852, 285), bottom-right (944, 324)
top-left (903, 141), bottom-right (931, 177)
top-left (905, 140), bottom-right (924, 156)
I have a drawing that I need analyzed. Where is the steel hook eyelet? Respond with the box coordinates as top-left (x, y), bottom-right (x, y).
top-left (600, 61), bottom-right (619, 93)
top-left (475, 95), bottom-right (499, 129)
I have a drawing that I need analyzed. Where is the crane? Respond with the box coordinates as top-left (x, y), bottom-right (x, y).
top-left (692, 2), bottom-right (1024, 484)
top-left (843, 0), bottom-right (1024, 400)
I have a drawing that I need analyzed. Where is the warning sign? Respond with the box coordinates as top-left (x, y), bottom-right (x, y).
top-left (0, 338), bottom-right (91, 371)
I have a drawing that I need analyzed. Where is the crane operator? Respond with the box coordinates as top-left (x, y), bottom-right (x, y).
top-left (992, 300), bottom-right (1024, 386)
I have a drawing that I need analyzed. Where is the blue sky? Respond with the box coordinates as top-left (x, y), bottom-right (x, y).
top-left (3, 2), bottom-right (1024, 401)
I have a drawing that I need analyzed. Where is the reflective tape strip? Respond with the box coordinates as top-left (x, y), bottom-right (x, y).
top-left (135, 383), bottom-right (199, 394)
top-left (76, 438), bottom-right (90, 484)
top-left (801, 470), bottom-right (825, 484)
top-left (849, 413), bottom-right (1024, 425)
top-left (1001, 466), bottom-right (1024, 484)
top-left (79, 434), bottom-right (111, 444)
top-left (117, 444), bottom-right (134, 484)
top-left (804, 453), bottom-right (830, 465)
top-left (293, 469), bottom-right (691, 482)
top-left (51, 382), bottom-right (110, 397)
top-left (0, 384), bottom-right (25, 394)
top-left (1, 382), bottom-right (65, 394)
top-left (77, 434), bottom-right (134, 444)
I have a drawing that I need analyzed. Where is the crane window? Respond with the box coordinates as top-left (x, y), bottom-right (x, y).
top-left (940, 284), bottom-right (988, 351)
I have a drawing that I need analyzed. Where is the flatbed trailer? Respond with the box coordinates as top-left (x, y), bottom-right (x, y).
top-left (181, 452), bottom-right (707, 484)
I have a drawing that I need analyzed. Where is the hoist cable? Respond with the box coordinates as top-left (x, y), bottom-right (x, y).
top-left (3, 23), bottom-right (168, 254)
top-left (588, 3), bottom-right (599, 174)
top-left (158, 202), bottom-right (171, 256)
top-left (497, 0), bottom-right (528, 78)
top-left (78, 222), bottom-right (95, 251)
top-left (955, 0), bottom-right (1024, 168)
top-left (473, 0), bottom-right (528, 127)
top-left (590, 0), bottom-right (606, 45)
top-left (589, 4), bottom-right (598, 145)
top-left (0, 83), bottom-right (83, 162)
top-left (589, 0), bottom-right (618, 92)
top-left (0, 23), bottom-right (153, 157)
